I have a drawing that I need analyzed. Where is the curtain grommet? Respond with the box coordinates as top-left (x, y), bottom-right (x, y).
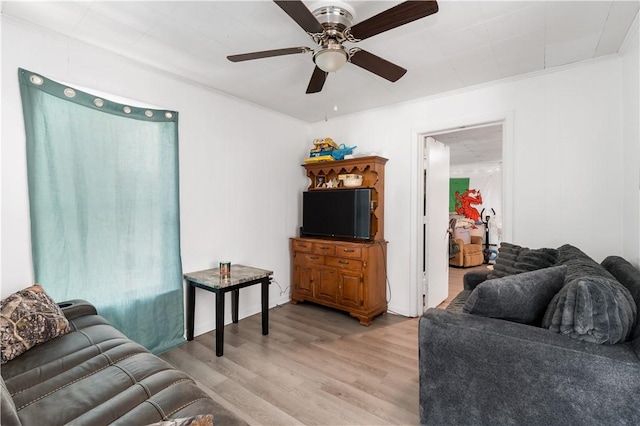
top-left (123, 106), bottom-right (132, 114)
top-left (165, 112), bottom-right (173, 119)
top-left (30, 75), bottom-right (44, 85)
top-left (93, 98), bottom-right (104, 108)
top-left (63, 88), bottom-right (76, 98)
top-left (145, 110), bottom-right (153, 118)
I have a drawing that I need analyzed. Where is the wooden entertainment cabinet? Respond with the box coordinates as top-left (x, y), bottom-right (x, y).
top-left (290, 156), bottom-right (388, 325)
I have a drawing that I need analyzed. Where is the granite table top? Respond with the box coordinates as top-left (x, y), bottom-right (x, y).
top-left (184, 264), bottom-right (273, 290)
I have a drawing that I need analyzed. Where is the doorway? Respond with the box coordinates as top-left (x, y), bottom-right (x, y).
top-left (411, 113), bottom-right (514, 315)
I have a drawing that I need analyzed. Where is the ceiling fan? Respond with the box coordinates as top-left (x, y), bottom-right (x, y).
top-left (227, 0), bottom-right (439, 94)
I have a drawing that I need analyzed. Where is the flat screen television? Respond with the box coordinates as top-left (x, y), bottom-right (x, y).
top-left (302, 188), bottom-right (371, 240)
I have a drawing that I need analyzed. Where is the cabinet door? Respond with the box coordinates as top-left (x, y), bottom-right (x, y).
top-left (293, 263), bottom-right (314, 298)
top-left (314, 268), bottom-right (338, 303)
top-left (338, 271), bottom-right (364, 308)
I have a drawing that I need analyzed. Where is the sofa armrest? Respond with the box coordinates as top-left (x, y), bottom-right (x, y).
top-left (462, 269), bottom-right (490, 290)
top-left (419, 309), bottom-right (640, 425)
top-left (58, 299), bottom-right (97, 320)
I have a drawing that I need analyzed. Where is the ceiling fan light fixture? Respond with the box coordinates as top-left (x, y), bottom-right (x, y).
top-left (229, 0), bottom-right (440, 94)
top-left (313, 44), bottom-right (348, 73)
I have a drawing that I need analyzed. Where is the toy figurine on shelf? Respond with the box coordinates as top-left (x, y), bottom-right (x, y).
top-left (304, 138), bottom-right (357, 163)
top-left (312, 137), bottom-right (339, 150)
top-left (325, 178), bottom-right (339, 188)
top-left (331, 144), bottom-right (356, 160)
top-left (305, 137), bottom-right (337, 163)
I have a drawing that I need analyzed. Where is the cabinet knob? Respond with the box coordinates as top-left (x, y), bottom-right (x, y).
top-left (338, 260), bottom-right (349, 265)
top-left (343, 249), bottom-right (355, 253)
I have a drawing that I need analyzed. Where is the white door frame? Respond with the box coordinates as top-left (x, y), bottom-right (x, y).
top-left (408, 111), bottom-right (515, 316)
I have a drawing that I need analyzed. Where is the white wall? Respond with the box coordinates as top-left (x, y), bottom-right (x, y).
top-left (309, 55), bottom-right (638, 316)
top-left (3, 16), bottom-right (638, 325)
top-left (1, 19), bottom-right (309, 336)
top-left (622, 17), bottom-right (640, 266)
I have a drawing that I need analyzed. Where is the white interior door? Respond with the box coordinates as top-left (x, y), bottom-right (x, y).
top-left (423, 136), bottom-right (450, 311)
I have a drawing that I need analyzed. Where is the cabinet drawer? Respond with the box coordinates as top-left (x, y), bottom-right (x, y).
top-left (334, 245), bottom-right (362, 259)
top-left (297, 253), bottom-right (325, 266)
top-left (292, 240), bottom-right (314, 253)
top-left (313, 243), bottom-right (336, 256)
top-left (326, 256), bottom-right (362, 271)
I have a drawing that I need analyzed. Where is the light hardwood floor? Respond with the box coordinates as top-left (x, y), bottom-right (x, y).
top-left (160, 267), bottom-right (475, 425)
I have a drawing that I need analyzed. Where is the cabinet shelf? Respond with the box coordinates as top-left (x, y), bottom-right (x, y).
top-left (308, 185), bottom-right (366, 190)
top-left (302, 156), bottom-right (386, 241)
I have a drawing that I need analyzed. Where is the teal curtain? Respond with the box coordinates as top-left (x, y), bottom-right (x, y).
top-left (19, 68), bottom-right (184, 354)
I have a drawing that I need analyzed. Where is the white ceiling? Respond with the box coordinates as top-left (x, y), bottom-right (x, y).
top-left (2, 1), bottom-right (638, 166)
top-left (2, 0), bottom-right (638, 126)
top-left (435, 123), bottom-right (503, 166)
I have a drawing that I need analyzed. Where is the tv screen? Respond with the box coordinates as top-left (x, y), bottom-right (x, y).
top-left (302, 188), bottom-right (371, 240)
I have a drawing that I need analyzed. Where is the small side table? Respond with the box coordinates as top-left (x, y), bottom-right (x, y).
top-left (184, 264), bottom-right (273, 356)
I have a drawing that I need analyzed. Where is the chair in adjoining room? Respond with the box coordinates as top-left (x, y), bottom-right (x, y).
top-left (449, 228), bottom-right (484, 268)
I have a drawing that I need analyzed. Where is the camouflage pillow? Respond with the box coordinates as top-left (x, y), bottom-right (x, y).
top-left (1, 285), bottom-right (70, 364)
top-left (149, 415), bottom-right (214, 426)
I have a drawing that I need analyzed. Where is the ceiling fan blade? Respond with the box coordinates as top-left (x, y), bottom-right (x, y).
top-left (349, 49), bottom-right (407, 82)
top-left (227, 47), bottom-right (310, 62)
top-left (348, 1), bottom-right (439, 41)
top-left (274, 0), bottom-right (324, 34)
top-left (306, 67), bottom-right (327, 94)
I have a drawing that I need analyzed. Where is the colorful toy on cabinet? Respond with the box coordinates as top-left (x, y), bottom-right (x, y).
top-left (304, 137), bottom-right (357, 163)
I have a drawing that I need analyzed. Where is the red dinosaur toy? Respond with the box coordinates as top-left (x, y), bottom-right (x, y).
top-left (455, 189), bottom-right (483, 223)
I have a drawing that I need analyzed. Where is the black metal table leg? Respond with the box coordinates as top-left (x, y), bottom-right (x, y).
top-left (231, 289), bottom-right (239, 323)
top-left (186, 281), bottom-right (195, 341)
top-left (215, 290), bottom-right (225, 357)
top-left (261, 278), bottom-right (270, 336)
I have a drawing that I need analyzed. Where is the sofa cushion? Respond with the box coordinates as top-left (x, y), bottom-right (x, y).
top-left (555, 244), bottom-right (616, 281)
top-left (1, 285), bottom-right (70, 364)
top-left (488, 242), bottom-right (557, 279)
top-left (542, 276), bottom-right (636, 344)
top-left (602, 256), bottom-right (640, 340)
top-left (464, 242), bottom-right (483, 254)
top-left (542, 246), bottom-right (637, 344)
top-left (1, 376), bottom-right (21, 426)
top-left (463, 265), bottom-right (566, 325)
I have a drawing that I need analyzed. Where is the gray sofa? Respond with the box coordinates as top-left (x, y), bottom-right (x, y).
top-left (1, 299), bottom-right (245, 425)
top-left (419, 245), bottom-right (640, 425)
